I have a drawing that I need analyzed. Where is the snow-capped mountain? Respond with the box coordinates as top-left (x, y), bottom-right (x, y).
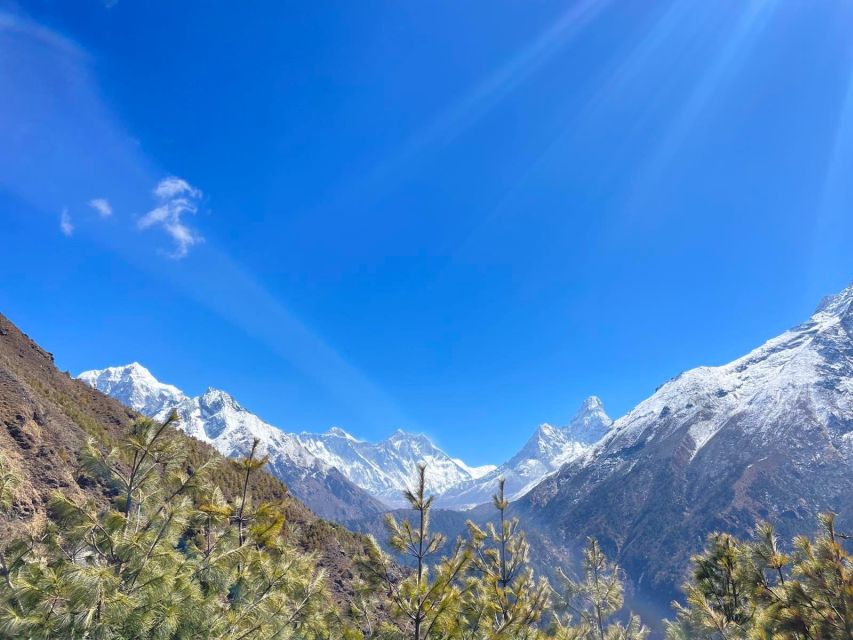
top-left (79, 363), bottom-right (185, 416)
top-left (154, 387), bottom-right (321, 470)
top-left (77, 363), bottom-right (495, 510)
top-left (437, 396), bottom-right (612, 509)
top-left (516, 282), bottom-right (853, 606)
top-left (78, 364), bottom-right (386, 523)
top-left (79, 366), bottom-right (620, 512)
top-left (296, 427), bottom-right (496, 507)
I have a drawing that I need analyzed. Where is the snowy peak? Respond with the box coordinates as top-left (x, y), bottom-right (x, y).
top-left (525, 423), bottom-right (562, 451)
top-left (519, 396), bottom-right (612, 459)
top-left (324, 426), bottom-right (360, 441)
top-left (201, 386), bottom-right (232, 401)
top-left (517, 281), bottom-right (853, 607)
top-left (565, 395), bottom-right (613, 443)
top-left (188, 388), bottom-right (274, 443)
top-left (79, 363), bottom-right (613, 511)
top-left (602, 281), bottom-right (853, 460)
top-left (78, 363), bottom-right (488, 508)
top-left (813, 281), bottom-right (853, 317)
top-left (385, 429), bottom-right (435, 451)
top-left (78, 365), bottom-right (301, 457)
top-left (578, 395), bottom-right (603, 411)
top-left (198, 387), bottom-right (243, 413)
top-left (436, 397), bottom-right (613, 509)
top-left (78, 363), bottom-right (386, 522)
top-left (293, 427), bottom-right (484, 506)
top-left (78, 362), bottom-right (186, 416)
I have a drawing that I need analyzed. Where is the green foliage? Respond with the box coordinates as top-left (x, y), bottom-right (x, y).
top-left (360, 464), bottom-right (472, 640)
top-left (16, 417), bottom-right (846, 640)
top-left (0, 415), bottom-right (330, 639)
top-left (667, 532), bottom-right (754, 638)
top-left (463, 478), bottom-right (550, 639)
top-left (361, 472), bottom-right (645, 640)
top-left (666, 514), bottom-right (853, 640)
top-left (552, 538), bottom-right (648, 640)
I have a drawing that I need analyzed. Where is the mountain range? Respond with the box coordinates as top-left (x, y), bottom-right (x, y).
top-left (78, 364), bottom-right (610, 513)
top-left (77, 281), bottom-right (853, 620)
top-left (78, 363), bottom-right (388, 523)
top-left (291, 427), bottom-right (495, 507)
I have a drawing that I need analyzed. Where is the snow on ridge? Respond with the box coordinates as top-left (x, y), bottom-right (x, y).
top-left (323, 426), bottom-right (362, 442)
top-left (79, 362), bottom-right (616, 510)
top-left (79, 364), bottom-right (323, 473)
top-left (76, 282), bottom-right (853, 513)
top-left (813, 280), bottom-right (853, 316)
top-left (77, 363), bottom-right (495, 507)
top-left (453, 459), bottom-right (497, 479)
top-left (78, 362), bottom-right (186, 416)
top-left (599, 282), bottom-right (853, 462)
top-left (436, 396), bottom-right (615, 509)
top-left (293, 428), bottom-right (487, 506)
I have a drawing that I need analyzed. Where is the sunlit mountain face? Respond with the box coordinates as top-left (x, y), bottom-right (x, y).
top-left (80, 364), bottom-right (616, 511)
top-left (436, 396), bottom-right (613, 509)
top-left (79, 364), bottom-right (389, 523)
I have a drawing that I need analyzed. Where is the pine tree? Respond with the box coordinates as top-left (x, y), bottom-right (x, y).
top-left (0, 453), bottom-right (21, 612)
top-left (0, 415), bottom-right (330, 639)
top-left (554, 538), bottom-right (648, 640)
top-left (779, 513), bottom-right (852, 639)
top-left (665, 514), bottom-right (853, 640)
top-left (740, 521), bottom-right (793, 637)
top-left (665, 532), bottom-right (754, 639)
top-left (360, 464), bottom-right (471, 640)
top-left (463, 478), bottom-right (550, 640)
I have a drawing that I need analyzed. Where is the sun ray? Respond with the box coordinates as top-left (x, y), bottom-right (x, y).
top-left (315, 0), bottom-right (615, 217)
top-left (808, 47), bottom-right (853, 289)
top-left (615, 0), bottom-right (781, 229)
top-left (434, 0), bottom-right (705, 271)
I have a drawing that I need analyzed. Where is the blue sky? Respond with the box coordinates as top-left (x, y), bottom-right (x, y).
top-left (1, 0), bottom-right (852, 465)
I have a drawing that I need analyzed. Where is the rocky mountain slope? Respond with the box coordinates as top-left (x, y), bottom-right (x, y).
top-left (437, 396), bottom-right (612, 509)
top-left (0, 311), bottom-right (383, 606)
top-left (80, 363), bottom-right (386, 523)
top-left (515, 283), bottom-right (853, 607)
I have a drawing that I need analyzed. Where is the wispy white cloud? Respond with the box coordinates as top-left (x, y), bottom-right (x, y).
top-left (88, 197), bottom-right (112, 218)
top-left (3, 9), bottom-right (404, 428)
top-left (153, 176), bottom-right (201, 201)
top-left (59, 209), bottom-right (73, 236)
top-left (138, 176), bottom-right (203, 258)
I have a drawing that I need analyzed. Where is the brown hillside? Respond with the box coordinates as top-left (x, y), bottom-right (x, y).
top-left (0, 311), bottom-right (375, 605)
